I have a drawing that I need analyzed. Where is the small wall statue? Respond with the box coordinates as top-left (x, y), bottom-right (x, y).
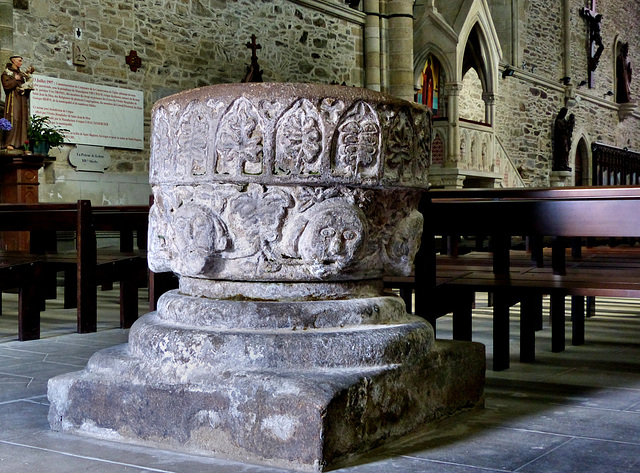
top-left (616, 42), bottom-right (633, 103)
top-left (1, 55), bottom-right (34, 150)
top-left (553, 107), bottom-right (574, 172)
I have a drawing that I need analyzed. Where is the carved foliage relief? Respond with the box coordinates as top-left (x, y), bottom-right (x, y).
top-left (333, 101), bottom-right (380, 179)
top-left (149, 184), bottom-right (422, 281)
top-left (215, 97), bottom-right (264, 176)
top-left (151, 89), bottom-right (431, 187)
top-left (149, 85), bottom-right (431, 281)
top-left (275, 99), bottom-right (323, 175)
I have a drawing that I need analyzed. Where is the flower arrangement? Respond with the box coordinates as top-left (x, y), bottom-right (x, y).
top-left (0, 118), bottom-right (12, 131)
top-left (27, 115), bottom-right (68, 149)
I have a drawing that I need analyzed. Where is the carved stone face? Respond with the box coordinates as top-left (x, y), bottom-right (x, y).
top-left (298, 203), bottom-right (365, 277)
top-left (173, 204), bottom-right (229, 275)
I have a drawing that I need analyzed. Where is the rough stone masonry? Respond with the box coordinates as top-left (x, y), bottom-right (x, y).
top-left (47, 83), bottom-right (485, 472)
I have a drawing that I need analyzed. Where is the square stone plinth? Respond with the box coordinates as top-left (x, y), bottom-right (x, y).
top-left (48, 339), bottom-right (484, 472)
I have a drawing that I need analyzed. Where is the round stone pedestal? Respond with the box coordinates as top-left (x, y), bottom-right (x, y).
top-left (47, 83), bottom-right (485, 471)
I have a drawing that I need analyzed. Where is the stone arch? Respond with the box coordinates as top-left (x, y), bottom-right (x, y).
top-left (413, 7), bottom-right (457, 89)
top-left (460, 67), bottom-right (485, 122)
top-left (414, 47), bottom-right (454, 95)
top-left (455, 1), bottom-right (503, 124)
top-left (570, 129), bottom-right (592, 186)
top-left (414, 52), bottom-right (447, 117)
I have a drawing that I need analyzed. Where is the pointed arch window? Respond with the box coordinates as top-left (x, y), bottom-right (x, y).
top-left (415, 54), bottom-right (445, 117)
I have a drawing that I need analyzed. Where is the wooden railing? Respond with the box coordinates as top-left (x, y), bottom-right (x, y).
top-left (592, 142), bottom-right (640, 186)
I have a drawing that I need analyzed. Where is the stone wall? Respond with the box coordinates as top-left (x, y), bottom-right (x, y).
top-left (492, 0), bottom-right (640, 186)
top-left (459, 67), bottom-right (485, 123)
top-left (10, 0), bottom-right (364, 203)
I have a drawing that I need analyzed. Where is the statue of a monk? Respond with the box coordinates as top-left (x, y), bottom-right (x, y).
top-left (2, 55), bottom-right (34, 150)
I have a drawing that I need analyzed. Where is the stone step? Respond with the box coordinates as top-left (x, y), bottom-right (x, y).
top-left (127, 311), bottom-right (434, 370)
top-left (156, 291), bottom-right (409, 329)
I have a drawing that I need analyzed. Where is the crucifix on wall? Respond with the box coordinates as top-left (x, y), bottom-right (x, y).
top-left (241, 34), bottom-right (263, 83)
top-left (580, 0), bottom-right (604, 88)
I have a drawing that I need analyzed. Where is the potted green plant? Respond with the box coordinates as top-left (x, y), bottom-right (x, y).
top-left (27, 115), bottom-right (68, 155)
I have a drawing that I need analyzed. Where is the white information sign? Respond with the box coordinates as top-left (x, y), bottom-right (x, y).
top-left (69, 145), bottom-right (111, 173)
top-left (30, 76), bottom-right (144, 150)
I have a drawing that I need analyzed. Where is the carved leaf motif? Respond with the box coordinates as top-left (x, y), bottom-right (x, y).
top-left (151, 106), bottom-right (170, 181)
top-left (275, 99), bottom-right (323, 175)
top-left (334, 101), bottom-right (380, 178)
top-left (215, 98), bottom-right (263, 176)
top-left (176, 101), bottom-right (209, 177)
top-left (387, 112), bottom-right (413, 166)
top-left (228, 186), bottom-right (293, 265)
top-left (386, 111), bottom-right (414, 180)
top-left (413, 111), bottom-right (431, 179)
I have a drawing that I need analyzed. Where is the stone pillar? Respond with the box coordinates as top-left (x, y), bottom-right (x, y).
top-left (364, 0), bottom-right (381, 92)
top-left (483, 92), bottom-right (495, 125)
top-left (446, 81), bottom-right (462, 166)
top-left (48, 83), bottom-right (485, 472)
top-left (387, 0), bottom-right (414, 100)
top-left (0, 0), bottom-right (13, 66)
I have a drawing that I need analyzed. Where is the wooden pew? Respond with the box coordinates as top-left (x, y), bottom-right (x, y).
top-left (0, 201), bottom-right (148, 338)
top-left (0, 260), bottom-right (44, 340)
top-left (388, 186), bottom-right (640, 371)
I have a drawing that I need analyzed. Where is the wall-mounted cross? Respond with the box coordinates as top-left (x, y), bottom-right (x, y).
top-left (125, 50), bottom-right (142, 72)
top-left (580, 0), bottom-right (604, 87)
top-left (246, 34), bottom-right (262, 61)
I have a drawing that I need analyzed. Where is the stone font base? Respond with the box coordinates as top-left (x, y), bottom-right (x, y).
top-left (48, 296), bottom-right (484, 472)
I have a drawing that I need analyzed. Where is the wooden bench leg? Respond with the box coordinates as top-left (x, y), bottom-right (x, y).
top-left (452, 290), bottom-right (473, 341)
top-left (18, 281), bottom-right (40, 341)
top-left (520, 293), bottom-right (540, 363)
top-left (399, 288), bottom-right (412, 314)
top-left (550, 294), bottom-right (565, 353)
top-left (534, 294), bottom-right (544, 331)
top-left (586, 296), bottom-right (596, 318)
top-left (493, 294), bottom-right (510, 371)
top-left (77, 270), bottom-right (97, 333)
top-left (64, 267), bottom-right (77, 309)
top-left (120, 278), bottom-right (139, 329)
top-left (571, 295), bottom-right (585, 346)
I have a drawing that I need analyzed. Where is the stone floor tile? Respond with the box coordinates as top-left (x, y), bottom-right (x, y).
top-left (0, 400), bottom-right (49, 441)
top-left (335, 454), bottom-right (506, 472)
top-left (490, 404), bottom-right (640, 444)
top-left (9, 430), bottom-right (296, 473)
top-left (396, 426), bottom-right (572, 471)
top-left (517, 437), bottom-right (640, 473)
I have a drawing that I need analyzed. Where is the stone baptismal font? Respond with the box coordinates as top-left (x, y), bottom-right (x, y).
top-left (48, 83), bottom-right (484, 471)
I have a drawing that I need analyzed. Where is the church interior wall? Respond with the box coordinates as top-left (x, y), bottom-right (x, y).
top-left (9, 0), bottom-right (364, 204)
top-left (459, 67), bottom-right (486, 122)
top-left (2, 0), bottom-right (638, 197)
top-left (483, 0), bottom-right (639, 186)
top-left (494, 71), bottom-right (565, 186)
